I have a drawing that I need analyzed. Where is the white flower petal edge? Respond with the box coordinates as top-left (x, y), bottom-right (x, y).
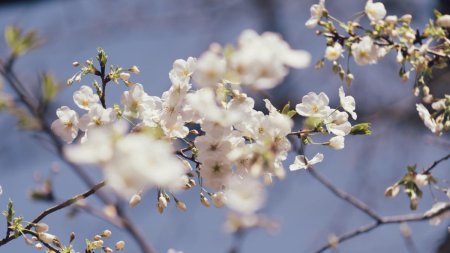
top-left (339, 86), bottom-right (357, 120)
top-left (289, 153), bottom-right (324, 171)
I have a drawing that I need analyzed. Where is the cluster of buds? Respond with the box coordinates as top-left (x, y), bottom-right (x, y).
top-left (384, 164), bottom-right (437, 210)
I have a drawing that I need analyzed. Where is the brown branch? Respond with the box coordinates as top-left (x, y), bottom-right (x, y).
top-left (308, 167), bottom-right (382, 222)
top-left (0, 181), bottom-right (105, 247)
top-left (423, 153), bottom-right (450, 174)
top-left (315, 203), bottom-right (450, 253)
top-left (0, 61), bottom-right (156, 253)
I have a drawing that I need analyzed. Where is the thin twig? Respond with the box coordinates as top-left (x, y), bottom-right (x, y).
top-left (0, 61), bottom-right (156, 253)
top-left (314, 203), bottom-right (450, 253)
top-left (0, 181), bottom-right (106, 247)
top-left (308, 167), bottom-right (382, 222)
top-left (424, 153), bottom-right (450, 174)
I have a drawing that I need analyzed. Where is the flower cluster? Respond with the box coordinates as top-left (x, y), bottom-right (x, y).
top-left (307, 0), bottom-right (450, 135)
top-left (290, 86), bottom-right (357, 170)
top-left (51, 30), bottom-right (366, 217)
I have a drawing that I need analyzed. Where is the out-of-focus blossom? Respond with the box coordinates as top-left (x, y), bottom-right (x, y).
top-left (365, 0), bottom-right (386, 22)
top-left (305, 0), bottom-right (326, 29)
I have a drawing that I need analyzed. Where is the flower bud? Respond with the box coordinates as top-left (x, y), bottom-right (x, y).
top-left (422, 94), bottom-right (433, 104)
top-left (128, 194), bottom-right (142, 208)
top-left (211, 192), bottom-right (226, 208)
top-left (176, 200), bottom-right (187, 212)
top-left (104, 247), bottom-right (113, 253)
top-left (72, 61), bottom-right (80, 67)
top-left (101, 230), bottom-right (112, 238)
top-left (35, 243), bottom-right (43, 250)
top-left (328, 136), bottom-right (345, 150)
top-left (396, 50), bottom-right (404, 63)
top-left (345, 73), bottom-right (354, 86)
top-left (401, 71), bottom-right (410, 82)
top-left (94, 235), bottom-right (101, 241)
top-left (384, 185), bottom-right (400, 197)
top-left (385, 15), bottom-right (398, 25)
top-left (38, 232), bottom-right (56, 244)
top-left (129, 65), bottom-right (140, 74)
top-left (34, 223), bottom-right (49, 233)
top-left (414, 174), bottom-right (429, 188)
top-left (437, 15), bottom-right (450, 28)
top-left (157, 196), bottom-right (168, 214)
top-left (400, 14), bottom-right (412, 24)
top-left (200, 193), bottom-right (210, 207)
top-left (115, 241), bottom-right (125, 251)
top-left (119, 72), bottom-right (130, 81)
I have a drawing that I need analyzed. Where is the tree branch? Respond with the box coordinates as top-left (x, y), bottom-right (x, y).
top-left (0, 61), bottom-right (156, 253)
top-left (0, 181), bottom-right (106, 247)
top-left (424, 153), bottom-right (450, 174)
top-left (315, 203), bottom-right (450, 253)
top-left (308, 167), bottom-right (382, 222)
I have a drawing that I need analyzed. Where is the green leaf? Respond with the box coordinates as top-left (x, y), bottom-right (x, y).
top-left (350, 123), bottom-right (372, 135)
top-left (407, 164), bottom-right (417, 173)
top-left (3, 199), bottom-right (14, 223)
top-left (286, 110), bottom-right (297, 118)
top-left (281, 102), bottom-right (290, 115)
top-left (41, 73), bottom-right (59, 103)
top-left (96, 47), bottom-right (108, 67)
top-left (4, 26), bottom-right (39, 56)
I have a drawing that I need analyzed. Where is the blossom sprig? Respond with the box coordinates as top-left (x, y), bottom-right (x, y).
top-left (67, 48), bottom-right (140, 109)
top-left (384, 153), bottom-right (450, 211)
top-left (50, 30), bottom-right (372, 217)
top-left (307, 0), bottom-right (450, 134)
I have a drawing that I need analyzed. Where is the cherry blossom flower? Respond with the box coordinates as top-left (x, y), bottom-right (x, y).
top-left (200, 159), bottom-right (232, 190)
top-left (51, 106), bottom-right (79, 144)
top-left (295, 92), bottom-right (331, 119)
top-left (79, 104), bottom-right (116, 131)
top-left (416, 104), bottom-right (441, 134)
top-left (365, 0), bottom-right (386, 22)
top-left (325, 111), bottom-right (352, 136)
top-left (192, 51), bottom-right (226, 88)
top-left (73, 85), bottom-right (100, 110)
top-left (224, 176), bottom-right (266, 214)
top-left (65, 122), bottom-right (185, 197)
top-left (339, 86), bottom-right (357, 120)
top-left (305, 0), bottom-right (326, 29)
top-left (351, 36), bottom-right (380, 65)
top-left (325, 43), bottom-right (343, 61)
top-left (290, 153), bottom-right (324, 171)
top-left (169, 57), bottom-right (196, 84)
top-left (121, 83), bottom-right (161, 119)
top-left (328, 136), bottom-right (345, 150)
top-left (231, 30), bottom-right (310, 89)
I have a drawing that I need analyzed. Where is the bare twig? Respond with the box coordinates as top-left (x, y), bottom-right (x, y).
top-left (308, 167), bottom-right (382, 222)
top-left (423, 153), bottom-right (450, 174)
top-left (314, 202), bottom-right (450, 252)
top-left (0, 181), bottom-right (105, 247)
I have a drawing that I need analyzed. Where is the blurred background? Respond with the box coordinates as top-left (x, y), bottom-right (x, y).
top-left (0, 0), bottom-right (449, 252)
